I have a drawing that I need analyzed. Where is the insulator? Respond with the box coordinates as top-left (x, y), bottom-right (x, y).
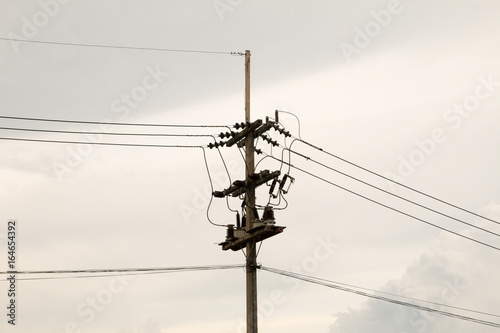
top-left (262, 206), bottom-right (275, 222)
top-left (208, 142), bottom-right (215, 149)
top-left (226, 224), bottom-right (235, 240)
top-left (233, 180), bottom-right (246, 188)
top-left (249, 173), bottom-right (261, 181)
top-left (255, 149), bottom-right (262, 155)
top-left (269, 179), bottom-right (278, 198)
top-left (242, 215), bottom-right (246, 228)
top-left (213, 191), bottom-right (225, 198)
top-left (219, 132), bottom-right (225, 138)
top-left (281, 174), bottom-right (295, 194)
top-left (236, 212), bottom-right (241, 228)
top-left (235, 122), bottom-right (246, 129)
top-left (279, 174), bottom-right (288, 191)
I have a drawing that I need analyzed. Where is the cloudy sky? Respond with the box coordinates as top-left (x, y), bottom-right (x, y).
top-left (1, 1), bottom-right (500, 332)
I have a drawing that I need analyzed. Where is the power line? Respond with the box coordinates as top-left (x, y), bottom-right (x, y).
top-left (261, 266), bottom-right (500, 329)
top-left (263, 152), bottom-right (500, 252)
top-left (0, 126), bottom-right (216, 138)
top-left (216, 147), bottom-right (239, 214)
top-left (275, 110), bottom-right (302, 139)
top-left (1, 264), bottom-right (245, 281)
top-left (0, 136), bottom-right (204, 148)
top-left (202, 147), bottom-right (227, 228)
top-left (0, 115), bottom-right (230, 128)
top-left (0, 37), bottom-right (240, 56)
top-left (282, 142), bottom-right (500, 238)
top-left (294, 138), bottom-right (500, 226)
top-left (274, 110), bottom-right (500, 226)
top-left (289, 270), bottom-right (500, 319)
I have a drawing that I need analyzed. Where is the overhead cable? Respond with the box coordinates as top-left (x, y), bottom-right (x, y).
top-left (1, 264), bottom-right (245, 281)
top-left (274, 109), bottom-right (499, 226)
top-left (283, 269), bottom-right (500, 319)
top-left (263, 153), bottom-right (500, 252)
top-left (0, 126), bottom-right (216, 138)
top-left (0, 136), bottom-right (204, 149)
top-left (202, 147), bottom-right (227, 227)
top-left (0, 115), bottom-right (230, 128)
top-left (261, 266), bottom-right (500, 329)
top-left (294, 138), bottom-right (500, 226)
top-left (0, 37), bottom-right (238, 55)
top-left (283, 142), bottom-right (500, 238)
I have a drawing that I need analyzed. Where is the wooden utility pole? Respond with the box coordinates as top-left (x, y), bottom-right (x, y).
top-left (244, 49), bottom-right (258, 333)
top-left (214, 50), bottom-right (285, 332)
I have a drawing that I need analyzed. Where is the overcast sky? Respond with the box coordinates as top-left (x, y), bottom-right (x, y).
top-left (1, 1), bottom-right (500, 332)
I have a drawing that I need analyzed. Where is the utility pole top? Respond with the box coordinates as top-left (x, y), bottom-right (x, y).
top-left (245, 50), bottom-right (251, 123)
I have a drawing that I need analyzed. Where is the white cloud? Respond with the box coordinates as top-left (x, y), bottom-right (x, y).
top-left (330, 203), bottom-right (500, 333)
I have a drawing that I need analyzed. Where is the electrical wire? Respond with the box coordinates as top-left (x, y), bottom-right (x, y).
top-left (282, 142), bottom-right (500, 239)
top-left (0, 136), bottom-right (204, 148)
top-left (275, 191), bottom-right (289, 210)
top-left (0, 37), bottom-right (238, 56)
top-left (0, 126), bottom-right (217, 138)
top-left (273, 110), bottom-right (500, 226)
top-left (263, 152), bottom-right (500, 252)
top-left (260, 266), bottom-right (500, 328)
top-left (256, 241), bottom-right (263, 258)
top-left (275, 110), bottom-right (302, 140)
top-left (300, 273), bottom-right (500, 320)
top-left (1, 264), bottom-right (245, 281)
top-left (254, 154), bottom-right (271, 170)
top-left (254, 136), bottom-right (286, 173)
top-left (202, 147), bottom-right (227, 227)
top-left (266, 188), bottom-right (281, 207)
top-left (264, 181), bottom-right (289, 211)
top-left (0, 115), bottom-right (230, 128)
top-left (237, 144), bottom-right (250, 174)
top-left (293, 138), bottom-right (500, 226)
top-left (10, 270), bottom-right (196, 281)
top-left (276, 140), bottom-right (292, 174)
top-left (216, 147), bottom-right (238, 214)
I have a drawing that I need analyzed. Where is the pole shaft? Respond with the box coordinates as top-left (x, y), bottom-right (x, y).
top-left (244, 50), bottom-right (258, 333)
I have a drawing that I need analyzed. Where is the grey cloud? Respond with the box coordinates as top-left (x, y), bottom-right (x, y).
top-left (330, 203), bottom-right (500, 333)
